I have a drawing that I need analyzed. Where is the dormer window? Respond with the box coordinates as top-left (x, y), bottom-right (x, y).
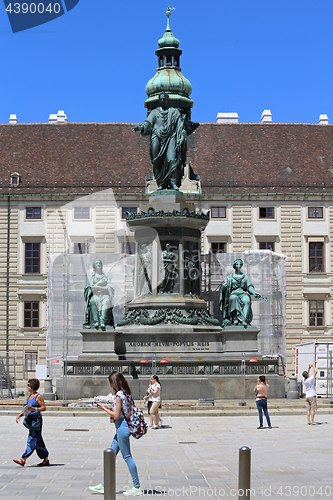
top-left (10, 172), bottom-right (21, 186)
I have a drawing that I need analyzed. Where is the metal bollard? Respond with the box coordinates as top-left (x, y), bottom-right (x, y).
top-left (238, 446), bottom-right (251, 499)
top-left (104, 448), bottom-right (116, 500)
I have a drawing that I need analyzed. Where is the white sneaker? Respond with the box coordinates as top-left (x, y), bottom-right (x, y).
top-left (151, 424), bottom-right (159, 429)
top-left (123, 486), bottom-right (143, 496)
top-left (89, 483), bottom-right (104, 494)
top-left (159, 418), bottom-right (163, 428)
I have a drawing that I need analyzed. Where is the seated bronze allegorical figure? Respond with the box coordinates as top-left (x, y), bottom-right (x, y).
top-left (83, 258), bottom-right (115, 330)
top-left (219, 258), bottom-right (267, 328)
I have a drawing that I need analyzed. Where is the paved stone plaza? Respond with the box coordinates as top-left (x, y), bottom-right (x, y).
top-left (1, 412), bottom-right (333, 499)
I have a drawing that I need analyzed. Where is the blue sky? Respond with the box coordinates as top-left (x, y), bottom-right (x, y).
top-left (0, 0), bottom-right (333, 125)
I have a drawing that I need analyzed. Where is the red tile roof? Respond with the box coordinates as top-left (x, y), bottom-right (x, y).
top-left (0, 122), bottom-right (332, 196)
top-left (189, 123), bottom-right (333, 194)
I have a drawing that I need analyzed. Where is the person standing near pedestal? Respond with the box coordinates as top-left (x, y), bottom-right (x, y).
top-left (144, 375), bottom-right (163, 428)
top-left (254, 375), bottom-right (272, 429)
top-left (302, 363), bottom-right (318, 425)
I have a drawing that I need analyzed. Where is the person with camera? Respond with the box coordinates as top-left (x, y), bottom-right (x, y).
top-left (302, 363), bottom-right (318, 425)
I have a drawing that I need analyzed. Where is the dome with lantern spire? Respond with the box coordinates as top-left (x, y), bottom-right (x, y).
top-left (145, 6), bottom-right (194, 120)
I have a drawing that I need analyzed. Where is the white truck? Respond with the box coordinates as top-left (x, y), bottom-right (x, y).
top-left (295, 341), bottom-right (333, 397)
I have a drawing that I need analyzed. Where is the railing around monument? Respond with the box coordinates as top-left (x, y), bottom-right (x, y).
top-left (64, 358), bottom-right (284, 377)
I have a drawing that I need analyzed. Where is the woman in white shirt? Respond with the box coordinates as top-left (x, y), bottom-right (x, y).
top-left (144, 375), bottom-right (161, 429)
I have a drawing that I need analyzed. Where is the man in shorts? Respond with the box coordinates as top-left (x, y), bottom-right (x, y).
top-left (302, 363), bottom-right (318, 425)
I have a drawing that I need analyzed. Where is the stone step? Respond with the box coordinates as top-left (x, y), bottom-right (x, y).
top-left (1, 398), bottom-right (332, 417)
top-left (1, 409), bottom-right (333, 418)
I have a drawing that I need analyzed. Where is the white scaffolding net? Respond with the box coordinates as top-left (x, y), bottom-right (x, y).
top-left (47, 253), bottom-right (135, 378)
top-left (203, 250), bottom-right (287, 360)
top-left (47, 250), bottom-right (286, 378)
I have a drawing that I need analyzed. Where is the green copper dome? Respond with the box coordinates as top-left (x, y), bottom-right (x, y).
top-left (145, 7), bottom-right (193, 120)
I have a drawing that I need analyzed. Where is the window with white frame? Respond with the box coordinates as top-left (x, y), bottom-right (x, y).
top-left (25, 243), bottom-right (40, 274)
top-left (309, 242), bottom-right (324, 273)
top-left (308, 207), bottom-right (323, 219)
top-left (25, 352), bottom-right (38, 371)
top-left (74, 207), bottom-right (90, 219)
top-left (26, 207), bottom-right (41, 219)
top-left (259, 242), bottom-right (275, 251)
top-left (309, 300), bottom-right (324, 326)
top-left (24, 301), bottom-right (39, 328)
top-left (211, 242), bottom-right (226, 254)
top-left (122, 207), bottom-right (138, 219)
top-left (74, 242), bottom-right (89, 254)
top-left (259, 207), bottom-right (274, 218)
top-left (122, 242), bottom-right (136, 254)
top-left (211, 207), bottom-right (226, 219)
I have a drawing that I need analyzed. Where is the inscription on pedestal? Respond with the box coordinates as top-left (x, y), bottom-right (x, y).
top-left (128, 340), bottom-right (210, 351)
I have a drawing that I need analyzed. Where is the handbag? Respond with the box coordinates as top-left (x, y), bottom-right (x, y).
top-left (23, 412), bottom-right (42, 431)
top-left (122, 394), bottom-right (148, 439)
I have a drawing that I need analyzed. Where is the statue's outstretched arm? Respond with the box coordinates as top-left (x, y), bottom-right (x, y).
top-left (132, 124), bottom-right (144, 132)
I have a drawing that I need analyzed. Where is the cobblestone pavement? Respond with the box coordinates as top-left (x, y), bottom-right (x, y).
top-left (1, 412), bottom-right (333, 499)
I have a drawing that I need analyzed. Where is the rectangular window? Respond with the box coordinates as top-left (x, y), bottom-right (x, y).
top-left (74, 242), bottom-right (88, 254)
top-left (308, 207), bottom-right (323, 218)
top-left (26, 207), bottom-right (41, 219)
top-left (25, 352), bottom-right (38, 371)
top-left (74, 207), bottom-right (90, 219)
top-left (259, 242), bottom-right (275, 251)
top-left (24, 302), bottom-right (39, 328)
top-left (259, 207), bottom-right (274, 218)
top-left (309, 300), bottom-right (324, 326)
top-left (211, 242), bottom-right (226, 254)
top-left (25, 243), bottom-right (40, 274)
top-left (122, 242), bottom-right (136, 254)
top-left (122, 207), bottom-right (138, 219)
top-left (309, 242), bottom-right (324, 272)
top-left (211, 207), bottom-right (226, 218)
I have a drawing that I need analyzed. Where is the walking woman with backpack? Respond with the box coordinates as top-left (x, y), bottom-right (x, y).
top-left (89, 371), bottom-right (143, 496)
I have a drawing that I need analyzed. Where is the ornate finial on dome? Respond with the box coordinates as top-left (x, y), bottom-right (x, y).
top-left (166, 5), bottom-right (175, 31)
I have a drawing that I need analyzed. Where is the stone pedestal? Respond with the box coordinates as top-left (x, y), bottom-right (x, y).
top-left (115, 324), bottom-right (223, 360)
top-left (222, 326), bottom-right (259, 354)
top-left (42, 378), bottom-right (55, 401)
top-left (79, 329), bottom-right (118, 360)
top-left (287, 375), bottom-right (300, 399)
